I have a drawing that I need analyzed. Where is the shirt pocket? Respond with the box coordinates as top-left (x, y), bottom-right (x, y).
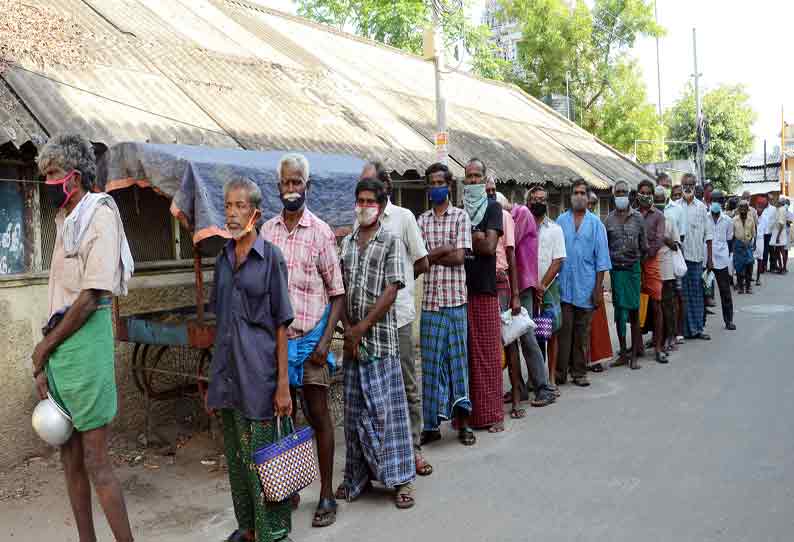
top-left (62, 255), bottom-right (82, 293)
top-left (239, 269), bottom-right (273, 328)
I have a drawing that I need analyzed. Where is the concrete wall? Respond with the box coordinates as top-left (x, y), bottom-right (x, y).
top-left (0, 269), bottom-right (208, 470)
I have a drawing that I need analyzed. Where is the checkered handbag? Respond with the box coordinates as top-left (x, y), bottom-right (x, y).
top-left (534, 310), bottom-right (555, 340)
top-left (252, 417), bottom-right (318, 503)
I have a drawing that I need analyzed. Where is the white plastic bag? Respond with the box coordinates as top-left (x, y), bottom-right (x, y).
top-left (672, 248), bottom-right (688, 278)
top-left (500, 307), bottom-right (535, 346)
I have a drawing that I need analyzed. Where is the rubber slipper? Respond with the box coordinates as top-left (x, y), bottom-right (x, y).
top-left (510, 408), bottom-right (527, 419)
top-left (395, 484), bottom-right (415, 509)
top-left (458, 427), bottom-right (476, 445)
top-left (415, 454), bottom-right (433, 476)
top-left (312, 498), bottom-right (337, 528)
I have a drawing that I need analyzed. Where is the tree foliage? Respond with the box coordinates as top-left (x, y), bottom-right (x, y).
top-left (296, 0), bottom-right (510, 80)
top-left (584, 56), bottom-right (663, 162)
top-left (666, 83), bottom-right (756, 192)
top-left (496, 0), bottom-right (664, 160)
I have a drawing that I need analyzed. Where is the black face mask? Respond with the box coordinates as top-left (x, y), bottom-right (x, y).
top-left (45, 183), bottom-right (71, 209)
top-left (280, 192), bottom-right (306, 212)
top-left (530, 202), bottom-right (547, 217)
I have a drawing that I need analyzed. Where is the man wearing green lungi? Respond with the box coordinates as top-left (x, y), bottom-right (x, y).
top-left (207, 177), bottom-right (295, 542)
top-left (32, 134), bottom-right (135, 542)
top-left (604, 180), bottom-right (648, 370)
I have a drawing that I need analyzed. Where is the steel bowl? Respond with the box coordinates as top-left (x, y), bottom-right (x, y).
top-left (32, 393), bottom-right (73, 446)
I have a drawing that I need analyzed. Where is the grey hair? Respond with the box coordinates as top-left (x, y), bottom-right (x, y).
top-left (37, 133), bottom-right (96, 190)
top-left (224, 177), bottom-right (262, 209)
top-left (613, 180), bottom-right (629, 193)
top-left (654, 186), bottom-right (667, 198)
top-left (278, 153), bottom-right (310, 182)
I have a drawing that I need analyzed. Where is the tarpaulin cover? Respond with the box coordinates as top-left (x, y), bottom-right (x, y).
top-left (99, 142), bottom-right (366, 244)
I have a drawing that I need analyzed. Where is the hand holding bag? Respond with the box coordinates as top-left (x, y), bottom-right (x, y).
top-left (672, 247), bottom-right (688, 278)
top-left (500, 307), bottom-right (535, 346)
top-left (252, 417), bottom-right (318, 503)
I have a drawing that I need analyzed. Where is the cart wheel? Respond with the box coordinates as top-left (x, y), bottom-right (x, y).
top-left (131, 344), bottom-right (152, 396)
top-left (197, 348), bottom-right (211, 406)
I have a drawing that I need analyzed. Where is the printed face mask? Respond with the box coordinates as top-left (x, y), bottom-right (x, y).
top-left (355, 203), bottom-right (379, 226)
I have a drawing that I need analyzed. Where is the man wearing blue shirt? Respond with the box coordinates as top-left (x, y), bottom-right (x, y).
top-left (556, 178), bottom-right (612, 387)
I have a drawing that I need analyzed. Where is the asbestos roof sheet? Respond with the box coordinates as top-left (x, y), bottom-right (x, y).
top-left (3, 0), bottom-right (648, 189)
top-left (740, 165), bottom-right (781, 184)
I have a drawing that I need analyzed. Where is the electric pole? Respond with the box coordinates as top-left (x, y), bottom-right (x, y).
top-left (655, 1), bottom-right (665, 160)
top-left (692, 27), bottom-right (705, 185)
top-left (432, 4), bottom-right (448, 166)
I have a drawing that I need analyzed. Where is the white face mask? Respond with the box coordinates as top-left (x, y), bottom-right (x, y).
top-left (355, 204), bottom-right (379, 227)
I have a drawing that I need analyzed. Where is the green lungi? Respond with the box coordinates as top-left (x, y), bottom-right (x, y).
top-left (221, 410), bottom-right (291, 542)
top-left (611, 262), bottom-right (641, 338)
top-left (47, 305), bottom-right (117, 432)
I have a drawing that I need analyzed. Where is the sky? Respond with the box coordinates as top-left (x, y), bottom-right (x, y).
top-left (255, 0), bottom-right (792, 153)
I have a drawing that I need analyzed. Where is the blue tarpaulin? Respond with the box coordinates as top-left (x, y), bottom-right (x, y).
top-left (99, 142), bottom-right (366, 246)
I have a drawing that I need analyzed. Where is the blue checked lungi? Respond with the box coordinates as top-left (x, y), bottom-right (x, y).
top-left (733, 239), bottom-right (754, 275)
top-left (420, 305), bottom-right (472, 431)
top-left (682, 260), bottom-right (705, 336)
top-left (342, 355), bottom-right (415, 499)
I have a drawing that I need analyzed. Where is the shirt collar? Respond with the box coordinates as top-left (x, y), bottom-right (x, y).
top-left (224, 234), bottom-right (266, 264)
top-left (275, 208), bottom-right (313, 229)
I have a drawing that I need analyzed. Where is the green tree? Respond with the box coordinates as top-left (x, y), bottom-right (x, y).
top-left (496, 0), bottom-right (663, 159)
top-left (584, 56), bottom-right (664, 163)
top-left (296, 0), bottom-right (510, 80)
top-left (666, 83), bottom-right (756, 191)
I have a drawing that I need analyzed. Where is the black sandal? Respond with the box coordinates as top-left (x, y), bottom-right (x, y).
top-left (420, 430), bottom-right (442, 446)
top-left (312, 498), bottom-right (337, 528)
top-left (458, 427), bottom-right (476, 446)
top-left (227, 530), bottom-right (253, 542)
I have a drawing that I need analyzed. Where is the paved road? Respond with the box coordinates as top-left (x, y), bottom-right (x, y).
top-left (285, 272), bottom-right (794, 542)
top-left (7, 273), bottom-right (792, 541)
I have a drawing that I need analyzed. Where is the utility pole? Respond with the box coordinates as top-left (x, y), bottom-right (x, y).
top-left (431, 4), bottom-right (448, 166)
top-left (692, 28), bottom-right (705, 185)
top-left (654, 1), bottom-right (665, 161)
top-left (565, 71), bottom-right (571, 121)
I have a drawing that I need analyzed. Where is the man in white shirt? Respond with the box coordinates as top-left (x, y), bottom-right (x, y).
top-left (709, 190), bottom-right (736, 330)
top-left (680, 174), bottom-right (713, 340)
top-left (529, 186), bottom-right (567, 391)
top-left (359, 162), bottom-right (432, 476)
top-left (760, 193), bottom-right (778, 273)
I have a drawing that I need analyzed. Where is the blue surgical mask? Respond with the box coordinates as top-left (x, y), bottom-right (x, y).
top-left (710, 202), bottom-right (722, 214)
top-left (614, 196), bottom-right (629, 210)
top-left (429, 186), bottom-right (449, 206)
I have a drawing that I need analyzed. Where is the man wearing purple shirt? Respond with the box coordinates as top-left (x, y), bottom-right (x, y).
top-left (508, 195), bottom-right (556, 407)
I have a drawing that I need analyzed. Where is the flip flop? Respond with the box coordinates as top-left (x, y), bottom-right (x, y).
top-left (415, 453), bottom-right (433, 476)
top-left (395, 483), bottom-right (415, 509)
top-left (458, 427), bottom-right (476, 446)
top-left (510, 408), bottom-right (527, 419)
top-left (312, 498), bottom-right (337, 528)
top-left (226, 530), bottom-right (253, 542)
top-left (488, 422), bottom-right (505, 433)
top-left (420, 430), bottom-right (442, 446)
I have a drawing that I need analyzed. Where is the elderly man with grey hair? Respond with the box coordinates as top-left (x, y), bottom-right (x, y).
top-left (261, 153), bottom-right (346, 527)
top-left (208, 176), bottom-right (295, 542)
top-left (604, 179), bottom-right (648, 369)
top-left (31, 134), bottom-right (135, 542)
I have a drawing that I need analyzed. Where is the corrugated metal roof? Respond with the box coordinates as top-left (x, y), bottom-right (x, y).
top-left (218, 0), bottom-right (652, 187)
top-left (740, 165), bottom-right (781, 184)
top-left (0, 80), bottom-right (47, 149)
top-left (2, 0), bottom-right (651, 188)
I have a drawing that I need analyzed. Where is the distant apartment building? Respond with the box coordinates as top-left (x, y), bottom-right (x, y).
top-left (482, 0), bottom-right (523, 64)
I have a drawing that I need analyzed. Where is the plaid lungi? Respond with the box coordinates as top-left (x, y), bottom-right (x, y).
top-left (420, 305), bottom-right (471, 431)
top-left (682, 260), bottom-right (705, 336)
top-left (466, 294), bottom-right (504, 429)
top-left (342, 355), bottom-right (415, 499)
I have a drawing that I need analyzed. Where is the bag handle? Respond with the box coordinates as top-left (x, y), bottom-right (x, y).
top-left (274, 415), bottom-right (294, 441)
